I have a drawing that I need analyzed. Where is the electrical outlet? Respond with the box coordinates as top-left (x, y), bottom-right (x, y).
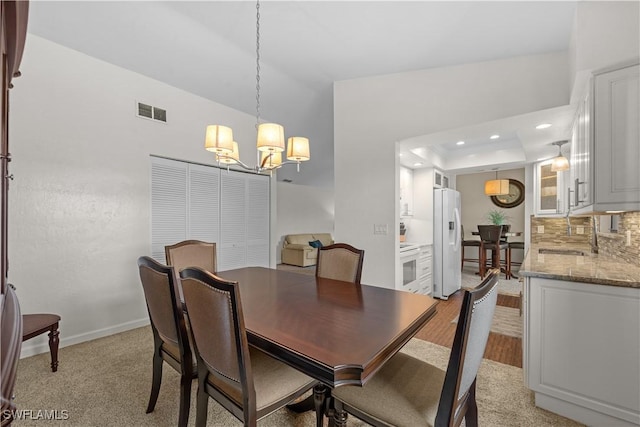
top-left (373, 224), bottom-right (388, 235)
top-left (537, 225), bottom-right (544, 234)
top-left (576, 226), bottom-right (584, 235)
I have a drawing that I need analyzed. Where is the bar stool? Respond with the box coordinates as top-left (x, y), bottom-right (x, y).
top-left (22, 313), bottom-right (61, 372)
top-left (478, 225), bottom-right (510, 279)
top-left (508, 241), bottom-right (525, 270)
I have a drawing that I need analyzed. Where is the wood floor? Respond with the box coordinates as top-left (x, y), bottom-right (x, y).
top-left (414, 291), bottom-right (523, 368)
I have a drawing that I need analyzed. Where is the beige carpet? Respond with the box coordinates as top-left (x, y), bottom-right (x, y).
top-left (13, 326), bottom-right (582, 426)
top-left (452, 305), bottom-right (522, 338)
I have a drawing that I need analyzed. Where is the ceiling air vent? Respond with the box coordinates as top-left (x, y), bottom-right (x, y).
top-left (136, 102), bottom-right (167, 123)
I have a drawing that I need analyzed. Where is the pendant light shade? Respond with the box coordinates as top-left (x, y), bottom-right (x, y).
top-left (485, 170), bottom-right (509, 196)
top-left (286, 137), bottom-right (310, 161)
top-left (257, 123), bottom-right (285, 152)
top-left (217, 142), bottom-right (240, 164)
top-left (204, 125), bottom-right (234, 153)
top-left (484, 179), bottom-right (510, 196)
top-left (550, 140), bottom-right (570, 172)
top-left (260, 151), bottom-right (282, 168)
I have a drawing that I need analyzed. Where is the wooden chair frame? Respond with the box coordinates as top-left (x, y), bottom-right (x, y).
top-left (165, 239), bottom-right (217, 273)
top-left (316, 243), bottom-right (365, 284)
top-left (332, 270), bottom-right (500, 427)
top-left (179, 267), bottom-right (315, 427)
top-left (137, 256), bottom-right (195, 427)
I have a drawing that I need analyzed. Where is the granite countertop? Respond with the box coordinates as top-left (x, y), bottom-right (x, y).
top-left (519, 244), bottom-right (640, 288)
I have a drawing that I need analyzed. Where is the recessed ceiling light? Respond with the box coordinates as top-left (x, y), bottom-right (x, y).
top-left (536, 123), bottom-right (552, 129)
top-left (414, 162), bottom-right (423, 167)
top-left (399, 153), bottom-right (403, 157)
top-left (456, 141), bottom-right (465, 145)
top-left (490, 134), bottom-right (500, 139)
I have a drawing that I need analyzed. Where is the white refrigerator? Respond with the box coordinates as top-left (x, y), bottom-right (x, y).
top-left (433, 188), bottom-right (462, 299)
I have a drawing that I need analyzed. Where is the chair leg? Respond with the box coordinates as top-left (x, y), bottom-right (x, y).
top-left (506, 248), bottom-right (512, 280)
top-left (195, 379), bottom-right (209, 427)
top-left (146, 352), bottom-right (163, 413)
top-left (465, 380), bottom-right (479, 427)
top-left (178, 373), bottom-right (192, 427)
top-left (48, 323), bottom-right (60, 372)
top-left (461, 246), bottom-right (465, 271)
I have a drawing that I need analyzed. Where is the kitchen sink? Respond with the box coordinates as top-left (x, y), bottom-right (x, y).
top-left (538, 248), bottom-right (586, 256)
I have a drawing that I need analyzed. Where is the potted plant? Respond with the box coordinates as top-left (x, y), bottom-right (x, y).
top-left (486, 209), bottom-right (510, 226)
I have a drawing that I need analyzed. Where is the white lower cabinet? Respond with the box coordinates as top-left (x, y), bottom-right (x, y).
top-left (418, 245), bottom-right (433, 296)
top-left (524, 277), bottom-right (640, 426)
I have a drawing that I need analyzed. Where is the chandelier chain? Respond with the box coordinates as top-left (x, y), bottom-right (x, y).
top-left (255, 0), bottom-right (261, 132)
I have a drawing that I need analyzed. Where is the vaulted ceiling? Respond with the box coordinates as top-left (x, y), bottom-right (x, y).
top-left (28, 1), bottom-right (578, 186)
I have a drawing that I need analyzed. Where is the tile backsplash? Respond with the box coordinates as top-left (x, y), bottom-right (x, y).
top-left (597, 211), bottom-right (640, 264)
top-left (530, 215), bottom-right (592, 246)
top-left (531, 212), bottom-right (640, 263)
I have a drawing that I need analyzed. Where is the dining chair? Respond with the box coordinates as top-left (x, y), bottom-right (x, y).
top-left (331, 269), bottom-right (500, 427)
top-left (165, 240), bottom-right (217, 275)
top-left (137, 256), bottom-right (195, 427)
top-left (460, 225), bottom-right (482, 273)
top-left (508, 241), bottom-right (524, 270)
top-left (178, 267), bottom-right (318, 427)
top-left (477, 225), bottom-right (510, 279)
top-left (22, 313), bottom-right (61, 372)
top-left (316, 243), bottom-right (365, 284)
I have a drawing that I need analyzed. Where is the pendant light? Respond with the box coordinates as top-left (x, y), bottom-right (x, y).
top-left (485, 170), bottom-right (509, 196)
top-left (550, 140), bottom-right (570, 172)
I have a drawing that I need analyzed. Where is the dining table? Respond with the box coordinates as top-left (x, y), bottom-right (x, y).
top-left (216, 266), bottom-right (439, 426)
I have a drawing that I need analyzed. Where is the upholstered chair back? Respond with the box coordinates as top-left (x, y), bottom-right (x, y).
top-left (316, 243), bottom-right (365, 284)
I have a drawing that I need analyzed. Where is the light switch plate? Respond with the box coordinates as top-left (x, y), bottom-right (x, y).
top-left (576, 226), bottom-right (584, 235)
top-left (374, 224), bottom-right (388, 235)
top-left (537, 225), bottom-right (544, 234)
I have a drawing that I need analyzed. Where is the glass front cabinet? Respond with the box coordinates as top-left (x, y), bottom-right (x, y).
top-left (534, 160), bottom-right (569, 216)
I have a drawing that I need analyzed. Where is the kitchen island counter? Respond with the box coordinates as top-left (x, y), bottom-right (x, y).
top-left (519, 243), bottom-right (640, 288)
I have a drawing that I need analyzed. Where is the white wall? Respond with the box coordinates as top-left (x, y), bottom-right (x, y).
top-left (275, 181), bottom-right (334, 263)
top-left (9, 35), bottom-right (270, 356)
top-left (335, 52), bottom-right (569, 289)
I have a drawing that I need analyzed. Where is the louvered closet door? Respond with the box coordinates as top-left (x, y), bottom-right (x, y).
top-left (188, 164), bottom-right (220, 244)
top-left (151, 157), bottom-right (270, 270)
top-left (218, 170), bottom-right (247, 271)
top-left (246, 174), bottom-right (270, 267)
top-left (151, 157), bottom-right (188, 262)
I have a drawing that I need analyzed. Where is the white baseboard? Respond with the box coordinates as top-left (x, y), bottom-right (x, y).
top-left (20, 317), bottom-right (150, 359)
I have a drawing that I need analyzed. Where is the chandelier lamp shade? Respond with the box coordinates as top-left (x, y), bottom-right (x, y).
top-left (204, 125), bottom-right (234, 154)
top-left (550, 140), bottom-right (570, 172)
top-left (485, 171), bottom-right (509, 196)
top-left (204, 0), bottom-right (310, 174)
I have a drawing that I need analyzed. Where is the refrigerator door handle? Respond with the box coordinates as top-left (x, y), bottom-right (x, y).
top-left (453, 207), bottom-right (461, 252)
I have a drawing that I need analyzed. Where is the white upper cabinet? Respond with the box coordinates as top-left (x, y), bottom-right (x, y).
top-left (400, 166), bottom-right (414, 217)
top-left (571, 61), bottom-right (640, 214)
top-left (534, 160), bottom-right (569, 216)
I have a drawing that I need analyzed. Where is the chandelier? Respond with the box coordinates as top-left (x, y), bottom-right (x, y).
top-left (204, 0), bottom-right (310, 173)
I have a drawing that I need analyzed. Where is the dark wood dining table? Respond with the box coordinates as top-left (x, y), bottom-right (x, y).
top-left (216, 266), bottom-right (439, 426)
